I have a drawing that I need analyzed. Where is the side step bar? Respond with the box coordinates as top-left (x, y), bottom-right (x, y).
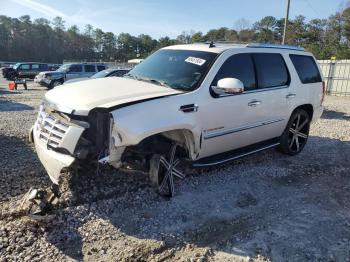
top-left (193, 138), bottom-right (280, 168)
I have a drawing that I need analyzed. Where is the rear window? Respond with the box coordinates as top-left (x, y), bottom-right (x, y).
top-left (84, 65), bottom-right (96, 72)
top-left (289, 55), bottom-right (322, 84)
top-left (97, 65), bottom-right (106, 72)
top-left (253, 53), bottom-right (289, 88)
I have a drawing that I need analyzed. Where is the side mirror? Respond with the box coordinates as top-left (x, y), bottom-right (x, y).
top-left (212, 78), bottom-right (244, 95)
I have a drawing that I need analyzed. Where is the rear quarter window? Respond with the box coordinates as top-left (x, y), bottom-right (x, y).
top-left (289, 55), bottom-right (322, 84)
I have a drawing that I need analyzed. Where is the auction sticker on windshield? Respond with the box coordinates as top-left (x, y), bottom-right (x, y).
top-left (185, 57), bottom-right (206, 66)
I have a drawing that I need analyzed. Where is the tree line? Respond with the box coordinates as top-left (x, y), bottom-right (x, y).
top-left (1, 8), bottom-right (350, 63)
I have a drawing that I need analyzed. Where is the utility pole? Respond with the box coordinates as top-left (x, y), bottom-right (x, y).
top-left (282, 0), bottom-right (291, 45)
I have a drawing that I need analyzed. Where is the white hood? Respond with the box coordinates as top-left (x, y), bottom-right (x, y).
top-left (44, 77), bottom-right (182, 115)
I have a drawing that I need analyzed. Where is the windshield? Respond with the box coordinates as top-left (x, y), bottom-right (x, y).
top-left (57, 64), bottom-right (70, 72)
top-left (13, 63), bottom-right (21, 69)
top-left (91, 69), bottom-right (111, 79)
top-left (126, 49), bottom-right (218, 91)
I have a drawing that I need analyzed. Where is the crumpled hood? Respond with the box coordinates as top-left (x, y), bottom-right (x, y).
top-left (44, 77), bottom-right (183, 115)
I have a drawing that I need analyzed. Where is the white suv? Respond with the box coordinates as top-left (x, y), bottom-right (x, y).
top-left (31, 43), bottom-right (324, 197)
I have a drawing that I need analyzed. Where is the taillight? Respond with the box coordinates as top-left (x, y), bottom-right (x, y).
top-left (321, 81), bottom-right (325, 105)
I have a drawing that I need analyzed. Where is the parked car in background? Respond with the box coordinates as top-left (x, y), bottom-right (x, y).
top-left (48, 64), bottom-right (62, 71)
top-left (0, 61), bottom-right (16, 68)
top-left (1, 63), bottom-right (16, 78)
top-left (35, 63), bottom-right (107, 89)
top-left (4, 62), bottom-right (50, 80)
top-left (64, 68), bottom-right (130, 85)
top-left (30, 43), bottom-right (324, 197)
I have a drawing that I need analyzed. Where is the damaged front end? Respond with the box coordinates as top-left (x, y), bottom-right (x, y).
top-left (32, 101), bottom-right (114, 185)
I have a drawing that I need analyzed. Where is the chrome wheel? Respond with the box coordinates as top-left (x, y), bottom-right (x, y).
top-left (149, 144), bottom-right (185, 197)
top-left (278, 109), bottom-right (310, 155)
top-left (288, 113), bottom-right (309, 153)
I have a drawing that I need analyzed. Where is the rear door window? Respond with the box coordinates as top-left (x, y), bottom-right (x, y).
top-left (253, 53), bottom-right (289, 89)
top-left (289, 55), bottom-right (322, 83)
top-left (31, 64), bottom-right (39, 70)
top-left (84, 65), bottom-right (96, 73)
top-left (212, 53), bottom-right (256, 91)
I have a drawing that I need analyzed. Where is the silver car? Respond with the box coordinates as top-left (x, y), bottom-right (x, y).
top-left (34, 63), bottom-right (106, 89)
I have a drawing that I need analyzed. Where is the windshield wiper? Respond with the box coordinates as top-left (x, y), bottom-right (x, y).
top-left (124, 74), bottom-right (171, 88)
top-left (124, 73), bottom-right (143, 80)
top-left (146, 79), bottom-right (171, 88)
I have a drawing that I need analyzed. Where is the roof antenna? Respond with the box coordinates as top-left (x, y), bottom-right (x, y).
top-left (209, 41), bottom-right (215, 48)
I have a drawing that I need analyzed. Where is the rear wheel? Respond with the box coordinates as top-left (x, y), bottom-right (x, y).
top-left (279, 109), bottom-right (310, 155)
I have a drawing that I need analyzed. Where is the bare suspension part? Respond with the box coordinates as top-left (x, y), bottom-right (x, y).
top-left (20, 184), bottom-right (61, 216)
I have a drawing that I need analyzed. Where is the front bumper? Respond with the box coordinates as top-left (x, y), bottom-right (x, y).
top-left (34, 76), bottom-right (51, 87)
top-left (33, 123), bottom-right (75, 184)
top-left (32, 108), bottom-right (85, 184)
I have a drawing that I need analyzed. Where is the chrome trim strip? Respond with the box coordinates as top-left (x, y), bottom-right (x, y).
top-left (204, 118), bottom-right (284, 140)
top-left (244, 85), bottom-right (288, 94)
top-left (214, 85), bottom-right (288, 98)
top-left (193, 143), bottom-right (280, 167)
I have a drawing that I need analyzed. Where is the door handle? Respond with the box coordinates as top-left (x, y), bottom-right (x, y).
top-left (179, 104), bottom-right (199, 113)
top-left (248, 100), bottom-right (262, 107)
top-left (286, 93), bottom-right (296, 99)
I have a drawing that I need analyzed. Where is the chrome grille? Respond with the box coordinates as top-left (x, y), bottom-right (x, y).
top-left (36, 107), bottom-right (69, 148)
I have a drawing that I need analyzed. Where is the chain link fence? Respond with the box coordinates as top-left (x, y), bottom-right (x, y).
top-left (318, 60), bottom-right (350, 96)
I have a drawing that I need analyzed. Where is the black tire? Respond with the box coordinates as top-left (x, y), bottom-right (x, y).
top-left (7, 72), bottom-right (16, 81)
top-left (149, 144), bottom-right (185, 197)
top-left (48, 80), bottom-right (62, 89)
top-left (278, 108), bottom-right (310, 155)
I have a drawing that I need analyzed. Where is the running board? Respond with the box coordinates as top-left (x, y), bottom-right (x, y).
top-left (193, 138), bottom-right (280, 168)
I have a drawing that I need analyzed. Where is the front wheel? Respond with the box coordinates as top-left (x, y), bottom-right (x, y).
top-left (48, 80), bottom-right (62, 89)
top-left (149, 144), bottom-right (185, 197)
top-left (278, 109), bottom-right (310, 155)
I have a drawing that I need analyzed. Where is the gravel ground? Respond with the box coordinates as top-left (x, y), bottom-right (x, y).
top-left (0, 76), bottom-right (349, 261)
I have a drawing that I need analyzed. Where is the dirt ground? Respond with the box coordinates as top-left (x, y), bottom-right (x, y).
top-left (0, 76), bottom-right (349, 261)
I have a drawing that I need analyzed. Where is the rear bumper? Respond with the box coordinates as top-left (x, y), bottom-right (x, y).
top-left (33, 123), bottom-right (75, 184)
top-left (312, 105), bottom-right (323, 123)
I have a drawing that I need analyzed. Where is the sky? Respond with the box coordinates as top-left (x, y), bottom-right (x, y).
top-left (1, 0), bottom-right (347, 39)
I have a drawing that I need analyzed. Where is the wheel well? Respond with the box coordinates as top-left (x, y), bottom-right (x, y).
top-left (122, 129), bottom-right (196, 161)
top-left (294, 104), bottom-right (313, 120)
